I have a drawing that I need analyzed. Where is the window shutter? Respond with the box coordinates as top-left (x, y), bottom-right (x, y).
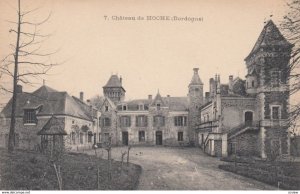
top-left (128, 116), bottom-right (131, 127)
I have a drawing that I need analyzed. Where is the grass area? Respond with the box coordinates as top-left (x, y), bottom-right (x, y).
top-left (0, 148), bottom-right (142, 190)
top-left (219, 158), bottom-right (300, 190)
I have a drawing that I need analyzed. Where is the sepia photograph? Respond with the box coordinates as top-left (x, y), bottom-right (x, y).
top-left (0, 0), bottom-right (300, 191)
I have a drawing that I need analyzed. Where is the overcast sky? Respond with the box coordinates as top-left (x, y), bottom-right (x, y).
top-left (0, 0), bottom-right (290, 106)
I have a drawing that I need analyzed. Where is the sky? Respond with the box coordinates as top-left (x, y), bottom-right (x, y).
top-left (0, 0), bottom-right (291, 107)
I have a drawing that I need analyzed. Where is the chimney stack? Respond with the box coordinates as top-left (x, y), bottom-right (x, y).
top-left (120, 76), bottom-right (122, 85)
top-left (16, 85), bottom-right (22, 93)
top-left (167, 95), bottom-right (170, 97)
top-left (148, 95), bottom-right (152, 100)
top-left (80, 92), bottom-right (84, 101)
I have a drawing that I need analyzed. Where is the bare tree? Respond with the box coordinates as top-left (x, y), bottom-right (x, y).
top-left (281, 0), bottom-right (300, 128)
top-left (127, 145), bottom-right (132, 166)
top-left (1, 0), bottom-right (59, 153)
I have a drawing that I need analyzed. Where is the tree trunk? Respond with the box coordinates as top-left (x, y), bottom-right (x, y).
top-left (8, 0), bottom-right (21, 153)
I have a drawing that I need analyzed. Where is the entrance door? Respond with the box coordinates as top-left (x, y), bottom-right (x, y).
top-left (245, 111), bottom-right (253, 126)
top-left (122, 132), bottom-right (128, 146)
top-left (156, 131), bottom-right (162, 145)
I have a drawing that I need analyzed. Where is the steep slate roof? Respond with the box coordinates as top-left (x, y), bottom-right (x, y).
top-left (1, 85), bottom-right (93, 121)
top-left (246, 20), bottom-right (293, 60)
top-left (150, 92), bottom-right (167, 107)
top-left (37, 116), bottom-right (67, 135)
top-left (119, 96), bottom-right (188, 111)
top-left (103, 75), bottom-right (122, 88)
top-left (189, 72), bottom-right (203, 85)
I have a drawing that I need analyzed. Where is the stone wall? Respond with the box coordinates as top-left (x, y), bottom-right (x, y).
top-left (228, 130), bottom-right (260, 157)
top-left (221, 98), bottom-right (257, 133)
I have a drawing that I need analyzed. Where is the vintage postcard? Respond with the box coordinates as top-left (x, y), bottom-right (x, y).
top-left (0, 0), bottom-right (299, 191)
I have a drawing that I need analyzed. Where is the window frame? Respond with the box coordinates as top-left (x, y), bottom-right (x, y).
top-left (270, 105), bottom-right (281, 120)
top-left (120, 116), bottom-right (131, 127)
top-left (136, 115), bottom-right (148, 127)
top-left (174, 116), bottom-right (187, 126)
top-left (271, 71), bottom-right (281, 87)
top-left (23, 109), bottom-right (37, 125)
top-left (178, 132), bottom-right (184, 141)
top-left (139, 131), bottom-right (145, 142)
top-left (103, 117), bottom-right (111, 127)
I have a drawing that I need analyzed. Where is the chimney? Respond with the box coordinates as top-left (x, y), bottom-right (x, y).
top-left (120, 76), bottom-right (122, 85)
top-left (16, 85), bottom-right (22, 93)
top-left (148, 95), bottom-right (152, 100)
top-left (167, 95), bottom-right (170, 98)
top-left (80, 92), bottom-right (84, 101)
top-left (193, 68), bottom-right (199, 74)
top-left (229, 75), bottom-right (233, 93)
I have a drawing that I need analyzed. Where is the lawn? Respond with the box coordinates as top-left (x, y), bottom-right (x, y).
top-left (0, 148), bottom-right (142, 190)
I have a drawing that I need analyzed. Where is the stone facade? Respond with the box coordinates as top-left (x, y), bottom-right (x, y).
top-left (0, 86), bottom-right (101, 151)
top-left (196, 20), bottom-right (293, 159)
top-left (99, 69), bottom-right (202, 146)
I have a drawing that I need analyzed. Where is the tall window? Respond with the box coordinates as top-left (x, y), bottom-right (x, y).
top-left (88, 132), bottom-right (93, 143)
top-left (157, 103), bottom-right (161, 110)
top-left (136, 115), bottom-right (148, 127)
top-left (153, 116), bottom-right (165, 127)
top-left (71, 132), bottom-right (76, 144)
top-left (178, 132), bottom-right (183, 141)
top-left (271, 71), bottom-right (280, 87)
top-left (139, 131), bottom-right (145, 142)
top-left (23, 109), bottom-right (37, 124)
top-left (103, 118), bottom-right (111, 127)
top-left (123, 105), bottom-right (127, 111)
top-left (271, 106), bottom-right (280, 120)
top-left (79, 132), bottom-right (83, 144)
top-left (120, 116), bottom-right (131, 127)
top-left (105, 106), bottom-right (109, 112)
top-left (174, 116), bottom-right (187, 126)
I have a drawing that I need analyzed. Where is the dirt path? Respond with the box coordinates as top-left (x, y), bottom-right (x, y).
top-left (86, 146), bottom-right (277, 190)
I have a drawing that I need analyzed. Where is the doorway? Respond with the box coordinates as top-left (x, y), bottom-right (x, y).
top-left (156, 131), bottom-right (162, 145)
top-left (122, 131), bottom-right (129, 145)
top-left (245, 111), bottom-right (253, 126)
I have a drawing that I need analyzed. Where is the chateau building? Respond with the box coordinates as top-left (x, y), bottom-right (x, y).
top-left (99, 68), bottom-right (202, 146)
top-left (0, 85), bottom-right (101, 151)
top-left (0, 20), bottom-right (292, 159)
top-left (196, 20), bottom-right (292, 158)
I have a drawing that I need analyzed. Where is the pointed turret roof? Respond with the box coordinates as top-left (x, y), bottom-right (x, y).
top-left (245, 20), bottom-right (293, 60)
top-left (103, 75), bottom-right (122, 88)
top-left (150, 90), bottom-right (166, 107)
top-left (189, 68), bottom-right (203, 86)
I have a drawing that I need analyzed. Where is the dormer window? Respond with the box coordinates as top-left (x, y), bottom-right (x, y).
top-left (23, 109), bottom-right (37, 124)
top-left (271, 71), bottom-right (281, 87)
top-left (105, 106), bottom-right (109, 112)
top-left (122, 105), bottom-right (127, 111)
top-left (157, 103), bottom-right (161, 110)
top-left (138, 104), bottom-right (144, 111)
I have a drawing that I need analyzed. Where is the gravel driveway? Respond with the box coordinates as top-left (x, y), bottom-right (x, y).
top-left (85, 146), bottom-right (276, 190)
